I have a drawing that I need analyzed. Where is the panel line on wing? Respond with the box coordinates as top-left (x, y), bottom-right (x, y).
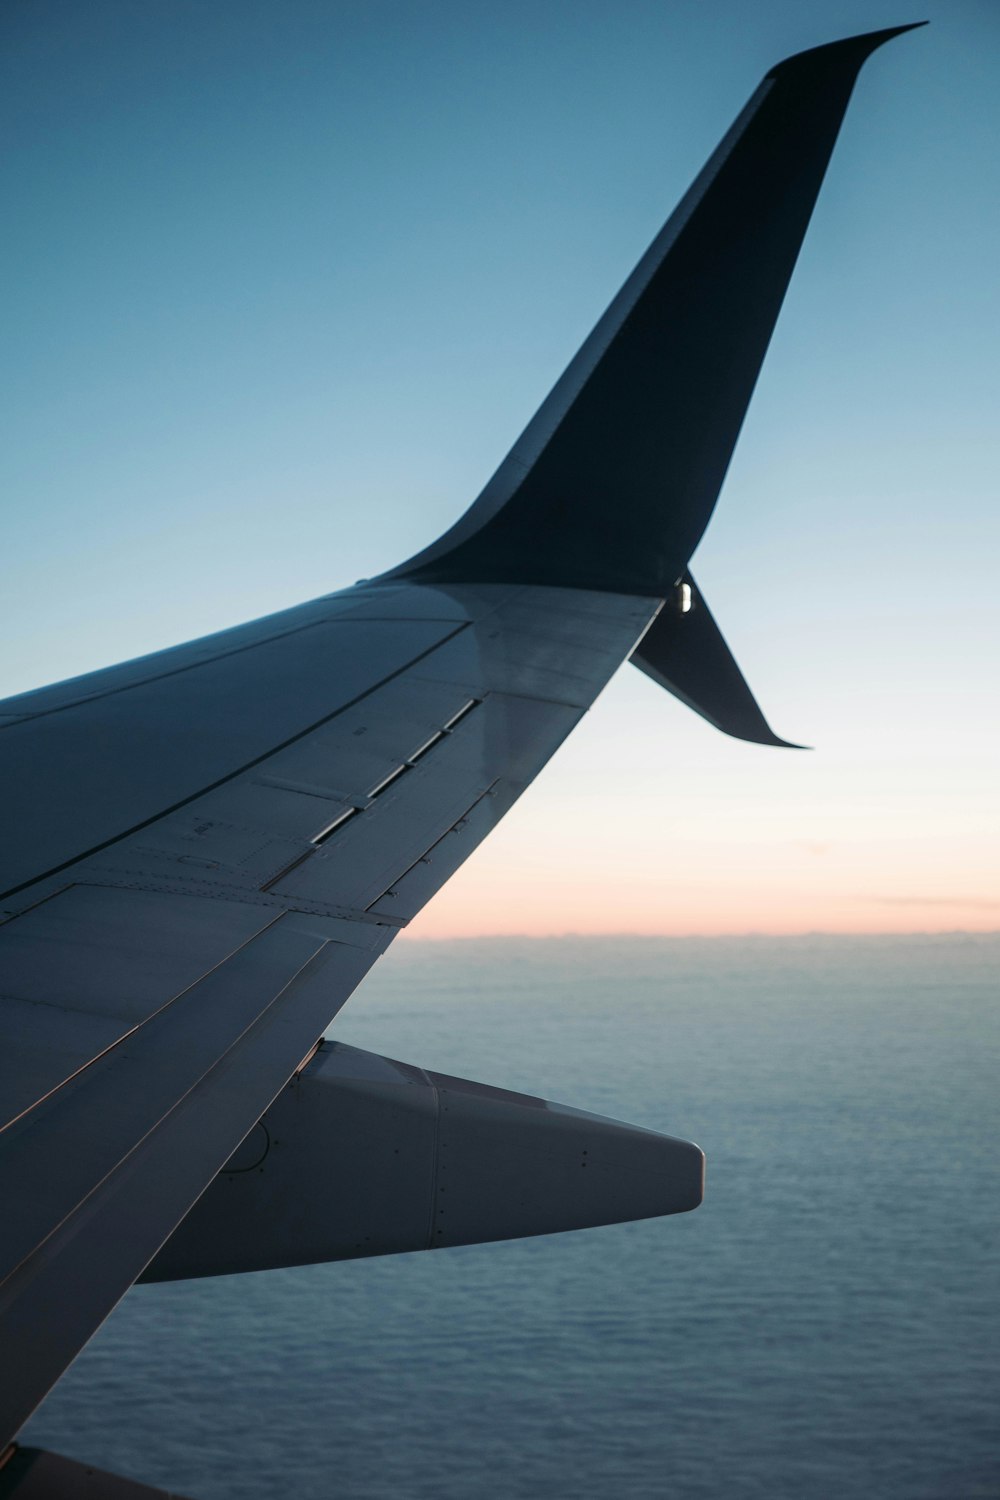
top-left (365, 780), bottom-right (501, 916)
top-left (0, 898), bottom-right (288, 1137)
top-left (262, 699), bottom-right (485, 892)
top-left (0, 623), bottom-right (473, 906)
top-left (360, 698), bottom-right (482, 805)
top-left (310, 809), bottom-right (360, 846)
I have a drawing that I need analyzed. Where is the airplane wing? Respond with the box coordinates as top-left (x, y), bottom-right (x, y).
top-left (0, 24), bottom-right (921, 1478)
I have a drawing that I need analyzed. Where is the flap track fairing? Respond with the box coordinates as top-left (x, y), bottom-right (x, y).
top-left (143, 1040), bottom-right (703, 1281)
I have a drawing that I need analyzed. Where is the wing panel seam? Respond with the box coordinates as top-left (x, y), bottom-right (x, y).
top-left (0, 622), bottom-right (471, 905)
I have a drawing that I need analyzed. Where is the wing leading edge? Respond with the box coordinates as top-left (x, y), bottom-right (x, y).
top-left (0, 25), bottom-right (921, 1460)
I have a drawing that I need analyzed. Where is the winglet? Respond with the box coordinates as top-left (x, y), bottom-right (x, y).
top-left (767, 22), bottom-right (928, 81)
top-left (383, 25), bottom-right (925, 598)
top-left (631, 576), bottom-right (807, 749)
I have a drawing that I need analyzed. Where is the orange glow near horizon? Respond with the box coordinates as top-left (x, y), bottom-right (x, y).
top-left (406, 851), bottom-right (1000, 941)
top-left (403, 799), bottom-right (1000, 940)
top-left (401, 671), bottom-right (1000, 942)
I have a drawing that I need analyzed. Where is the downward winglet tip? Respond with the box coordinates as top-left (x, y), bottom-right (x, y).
top-left (761, 732), bottom-right (810, 752)
top-left (724, 723), bottom-right (809, 751)
top-left (632, 579), bottom-right (815, 751)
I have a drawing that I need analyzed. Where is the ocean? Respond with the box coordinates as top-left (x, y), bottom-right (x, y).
top-left (22, 934), bottom-right (1000, 1499)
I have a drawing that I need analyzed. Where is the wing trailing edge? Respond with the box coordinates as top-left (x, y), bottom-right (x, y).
top-left (383, 24), bottom-right (924, 600)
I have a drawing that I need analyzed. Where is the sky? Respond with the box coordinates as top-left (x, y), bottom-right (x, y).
top-left (1, 0), bottom-right (997, 938)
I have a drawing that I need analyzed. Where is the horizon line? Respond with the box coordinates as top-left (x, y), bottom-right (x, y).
top-left (400, 926), bottom-right (1000, 943)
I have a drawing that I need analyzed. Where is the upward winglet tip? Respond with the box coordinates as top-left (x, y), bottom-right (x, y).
top-left (767, 21), bottom-right (928, 83)
top-left (860, 20), bottom-right (930, 48)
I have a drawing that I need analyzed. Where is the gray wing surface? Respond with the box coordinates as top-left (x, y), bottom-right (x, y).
top-left (0, 23), bottom-right (920, 1455)
top-left (0, 581), bottom-right (657, 1441)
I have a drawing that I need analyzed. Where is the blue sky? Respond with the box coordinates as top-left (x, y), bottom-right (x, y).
top-left (2, 1), bottom-right (997, 933)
